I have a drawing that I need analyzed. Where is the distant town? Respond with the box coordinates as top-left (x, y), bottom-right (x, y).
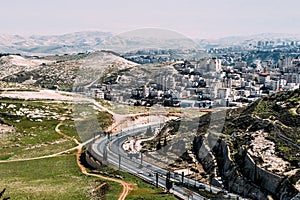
top-left (85, 40), bottom-right (300, 109)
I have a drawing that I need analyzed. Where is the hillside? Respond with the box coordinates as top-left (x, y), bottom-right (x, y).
top-left (224, 89), bottom-right (300, 168)
top-left (219, 89), bottom-right (300, 199)
top-left (0, 51), bottom-right (138, 91)
top-left (0, 55), bottom-right (52, 79)
top-left (142, 89), bottom-right (300, 199)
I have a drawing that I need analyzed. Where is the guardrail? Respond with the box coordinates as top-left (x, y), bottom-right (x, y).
top-left (87, 124), bottom-right (214, 200)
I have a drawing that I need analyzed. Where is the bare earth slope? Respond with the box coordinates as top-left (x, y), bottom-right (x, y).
top-left (1, 51), bottom-right (138, 91)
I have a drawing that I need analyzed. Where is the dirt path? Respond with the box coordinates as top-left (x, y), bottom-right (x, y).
top-left (0, 122), bottom-right (80, 163)
top-left (75, 146), bottom-right (132, 200)
top-left (0, 148), bottom-right (75, 163)
top-left (55, 121), bottom-right (81, 145)
top-left (0, 121), bottom-right (133, 200)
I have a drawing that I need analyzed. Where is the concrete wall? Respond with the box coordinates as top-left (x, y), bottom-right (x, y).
top-left (193, 136), bottom-right (297, 199)
top-left (237, 147), bottom-right (298, 199)
top-left (85, 150), bottom-right (103, 169)
top-left (242, 151), bottom-right (283, 194)
top-left (87, 144), bottom-right (107, 167)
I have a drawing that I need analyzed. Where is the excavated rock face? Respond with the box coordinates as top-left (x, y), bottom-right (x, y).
top-left (192, 136), bottom-right (298, 199)
top-left (191, 90), bottom-right (300, 199)
top-left (193, 136), bottom-right (267, 199)
top-left (116, 87), bottom-right (299, 198)
top-left (235, 148), bottom-right (298, 199)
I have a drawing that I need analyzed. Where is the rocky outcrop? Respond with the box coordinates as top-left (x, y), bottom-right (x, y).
top-left (236, 148), bottom-right (298, 200)
top-left (193, 137), bottom-right (298, 199)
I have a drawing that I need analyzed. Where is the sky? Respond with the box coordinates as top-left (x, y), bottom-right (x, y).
top-left (2, 0), bottom-right (300, 39)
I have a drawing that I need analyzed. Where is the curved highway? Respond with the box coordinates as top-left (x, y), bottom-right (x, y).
top-left (90, 123), bottom-right (242, 200)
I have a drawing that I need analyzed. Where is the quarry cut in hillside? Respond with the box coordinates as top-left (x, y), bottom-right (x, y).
top-left (139, 89), bottom-right (300, 200)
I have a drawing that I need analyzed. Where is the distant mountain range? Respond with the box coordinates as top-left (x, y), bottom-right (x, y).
top-left (0, 31), bottom-right (112, 55)
top-left (1, 31), bottom-right (300, 55)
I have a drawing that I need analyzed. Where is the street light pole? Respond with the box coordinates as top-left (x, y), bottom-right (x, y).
top-left (118, 154), bottom-right (121, 170)
top-left (156, 172), bottom-right (159, 188)
top-left (187, 164), bottom-right (190, 186)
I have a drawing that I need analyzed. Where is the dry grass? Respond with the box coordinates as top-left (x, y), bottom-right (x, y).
top-left (0, 156), bottom-right (99, 200)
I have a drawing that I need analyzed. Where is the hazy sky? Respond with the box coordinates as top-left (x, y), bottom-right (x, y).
top-left (2, 0), bottom-right (300, 38)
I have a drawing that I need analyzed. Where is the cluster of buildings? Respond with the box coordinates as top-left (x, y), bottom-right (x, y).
top-left (85, 50), bottom-right (300, 109)
top-left (122, 49), bottom-right (172, 64)
top-left (256, 40), bottom-right (299, 48)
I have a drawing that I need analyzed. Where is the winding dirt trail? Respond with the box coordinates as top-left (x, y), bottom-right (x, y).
top-left (55, 121), bottom-right (81, 145)
top-left (0, 122), bottom-right (80, 163)
top-left (57, 121), bottom-right (133, 200)
top-left (75, 146), bottom-right (132, 200)
top-left (0, 121), bottom-right (133, 200)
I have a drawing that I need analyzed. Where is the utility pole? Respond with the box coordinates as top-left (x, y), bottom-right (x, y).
top-left (166, 171), bottom-right (173, 191)
top-left (118, 154), bottom-right (121, 170)
top-left (187, 165), bottom-right (190, 185)
top-left (243, 176), bottom-right (245, 198)
top-left (156, 172), bottom-right (159, 188)
top-left (103, 144), bottom-right (108, 164)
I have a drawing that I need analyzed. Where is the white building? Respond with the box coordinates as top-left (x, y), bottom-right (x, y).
top-left (258, 73), bottom-right (270, 84)
top-left (217, 88), bottom-right (230, 99)
top-left (196, 58), bottom-right (222, 73)
top-left (208, 58), bottom-right (222, 72)
top-left (284, 73), bottom-right (300, 83)
top-left (92, 89), bottom-right (105, 99)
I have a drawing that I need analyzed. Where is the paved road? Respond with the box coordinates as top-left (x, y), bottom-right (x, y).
top-left (90, 123), bottom-right (242, 200)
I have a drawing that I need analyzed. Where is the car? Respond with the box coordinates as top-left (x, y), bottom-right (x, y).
top-left (198, 184), bottom-right (205, 189)
top-left (137, 170), bottom-right (144, 174)
top-left (217, 190), bottom-right (228, 195)
top-left (147, 172), bottom-right (154, 177)
top-left (174, 172), bottom-right (179, 177)
top-left (222, 190), bottom-right (228, 195)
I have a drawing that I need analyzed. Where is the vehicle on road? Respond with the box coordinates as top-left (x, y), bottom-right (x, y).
top-left (147, 172), bottom-right (154, 177)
